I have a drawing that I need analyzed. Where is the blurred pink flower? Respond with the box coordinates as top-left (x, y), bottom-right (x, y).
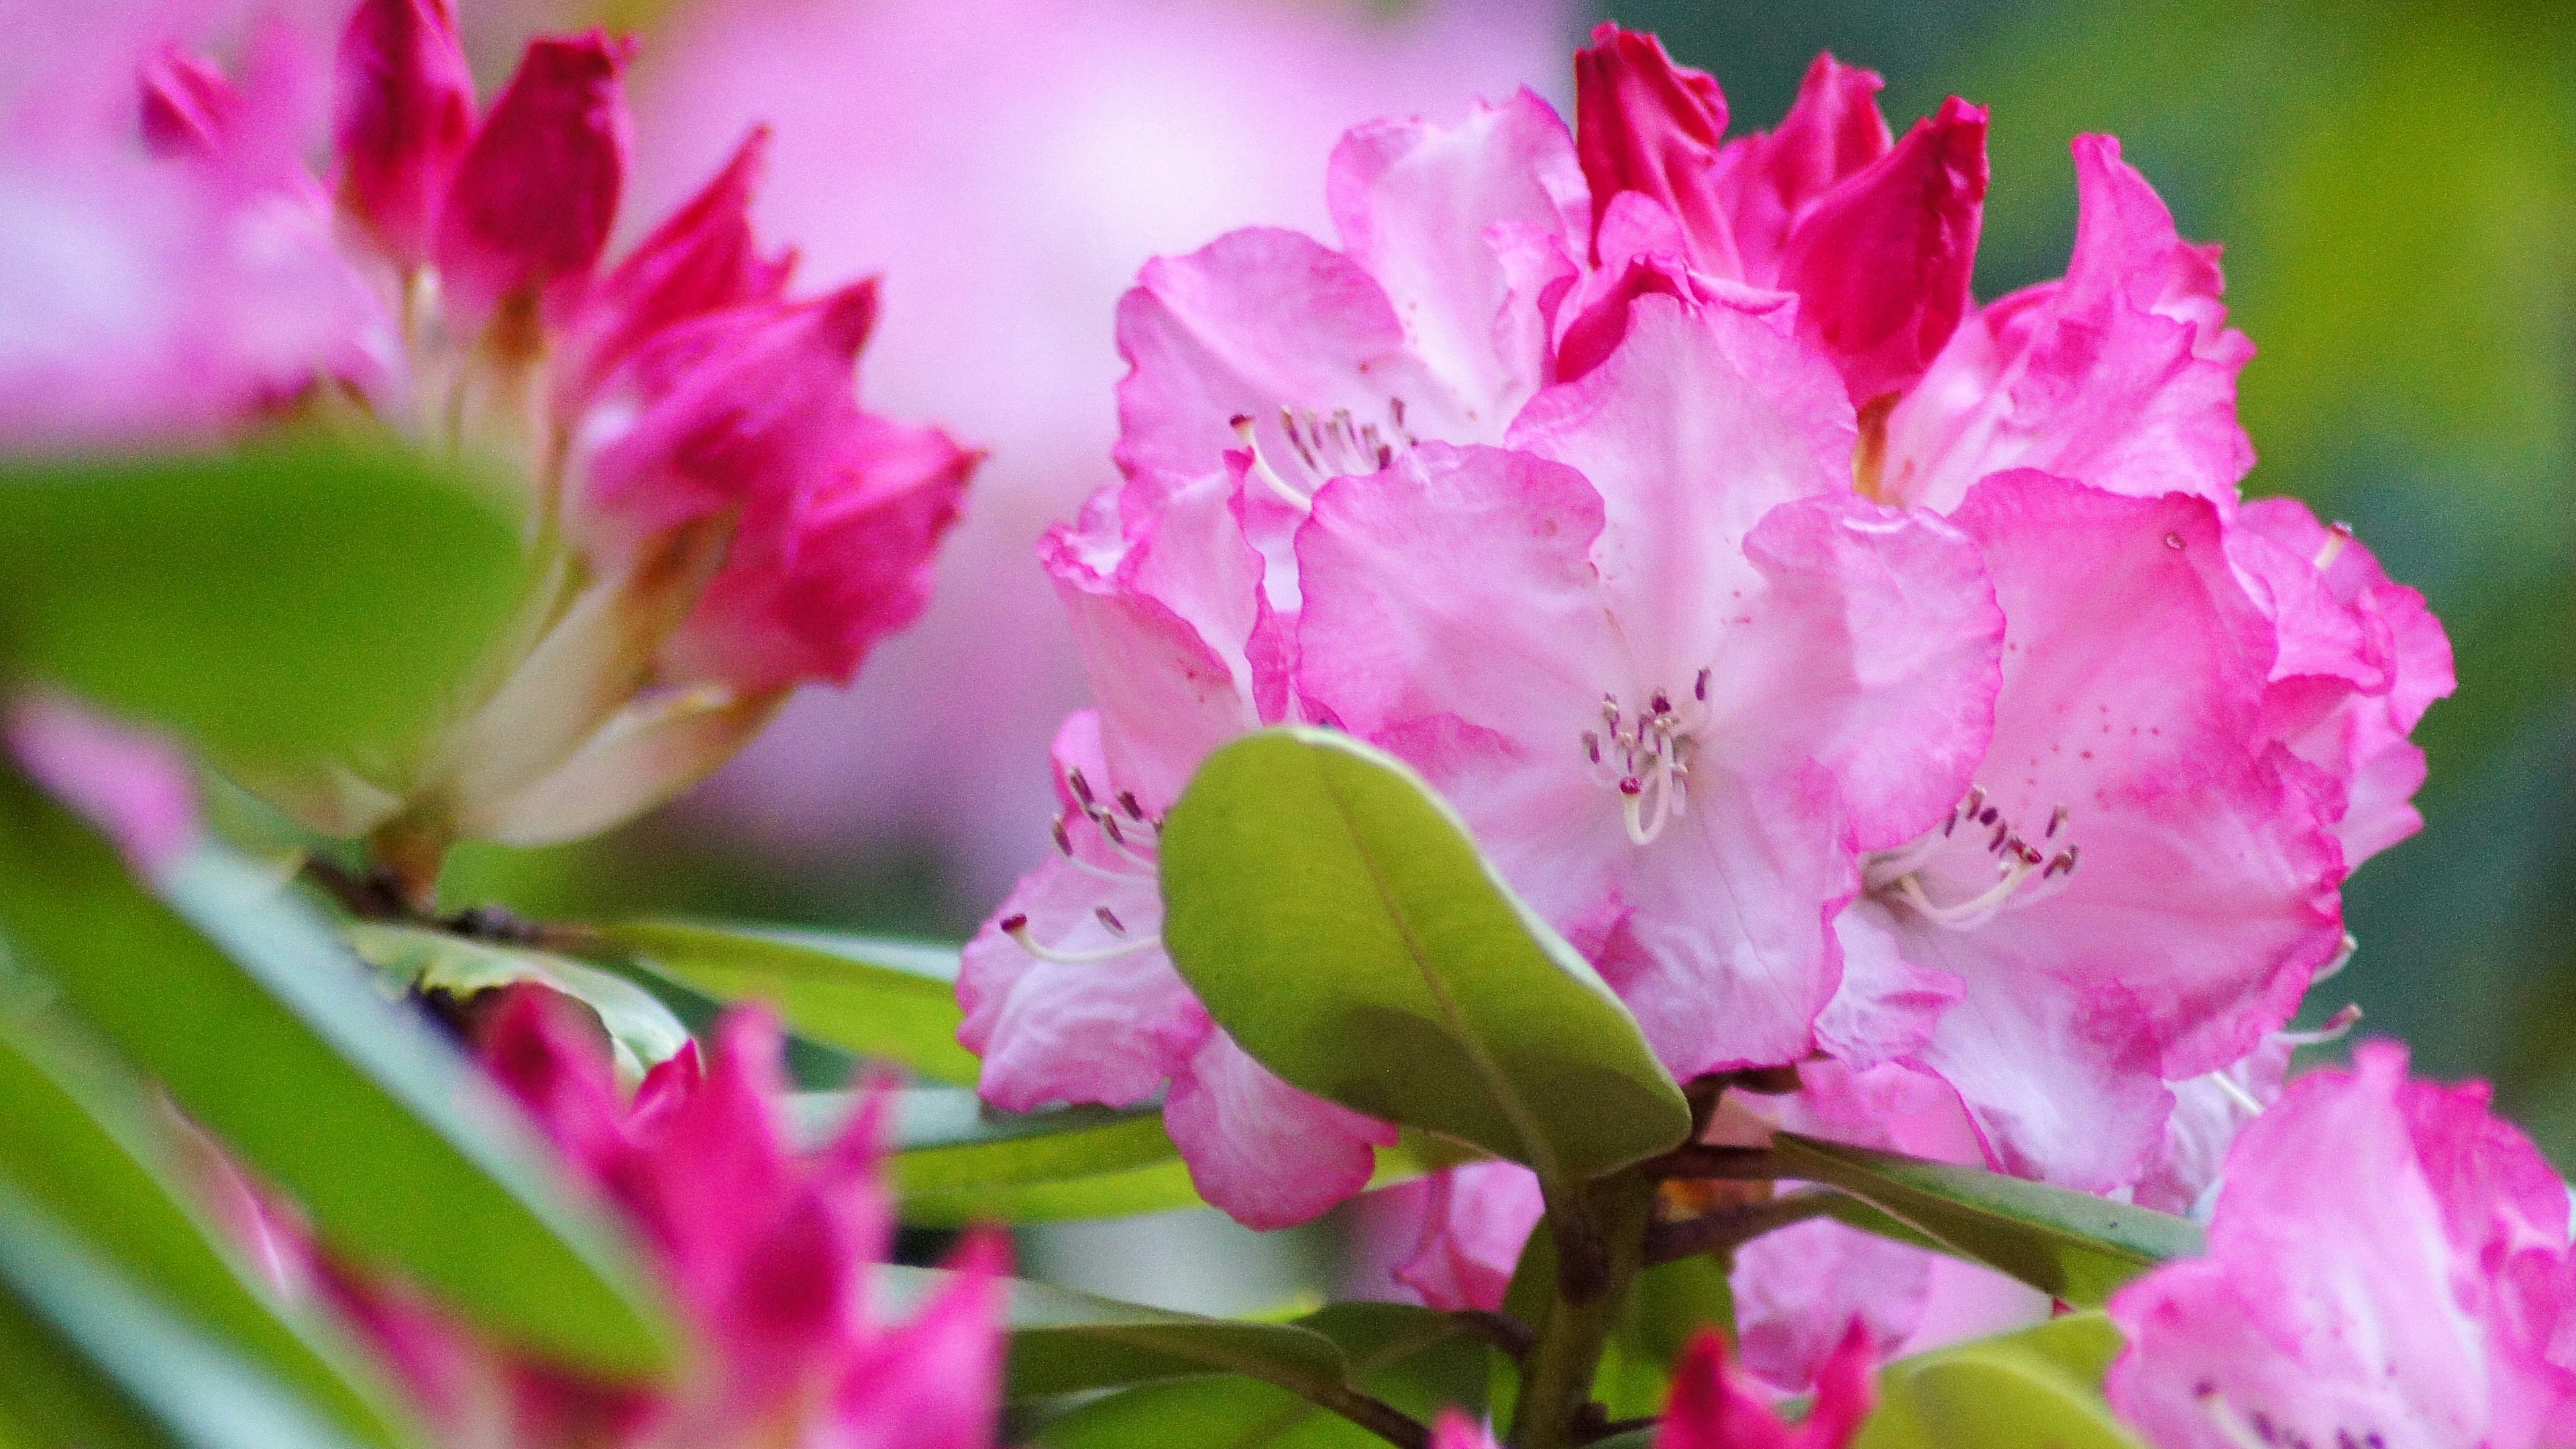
top-left (324, 989), bottom-right (1008, 1448)
top-left (5, 693), bottom-right (203, 873)
top-left (1662, 1327), bottom-right (1875, 1449)
top-left (625, 0), bottom-right (1577, 902)
top-left (2108, 1041), bottom-right (2576, 1449)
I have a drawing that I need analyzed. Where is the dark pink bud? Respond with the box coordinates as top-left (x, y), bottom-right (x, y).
top-left (566, 125), bottom-right (795, 405)
top-left (139, 46), bottom-right (240, 160)
top-left (1778, 95), bottom-right (1988, 403)
top-left (1722, 52), bottom-right (1893, 280)
top-left (1572, 25), bottom-right (1737, 273)
top-left (433, 30), bottom-right (635, 340)
top-left (333, 0), bottom-right (477, 268)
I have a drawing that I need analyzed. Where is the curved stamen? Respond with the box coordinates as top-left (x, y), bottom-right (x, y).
top-left (1896, 859), bottom-right (2034, 930)
top-left (2196, 1389), bottom-right (2281, 1449)
top-left (1002, 914), bottom-right (1164, 965)
top-left (1231, 415), bottom-right (1313, 511)
top-left (2277, 1003), bottom-right (2363, 1048)
top-left (2212, 1071), bottom-right (2267, 1117)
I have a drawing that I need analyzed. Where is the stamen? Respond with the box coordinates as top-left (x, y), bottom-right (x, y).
top-left (1052, 815), bottom-right (1073, 855)
top-left (1067, 769), bottom-right (1095, 808)
top-left (1583, 731), bottom-right (1602, 765)
top-left (2213, 1071), bottom-right (2267, 1116)
top-left (1232, 414), bottom-right (1313, 511)
top-left (2277, 1004), bottom-right (2363, 1048)
top-left (1118, 789), bottom-right (1144, 821)
top-left (2314, 932), bottom-right (2358, 983)
top-left (1004, 914), bottom-right (1165, 966)
top-left (2313, 523), bottom-right (2353, 572)
top-left (1895, 857), bottom-right (2035, 930)
top-left (1694, 667), bottom-right (1711, 702)
top-left (1095, 906), bottom-right (1126, 934)
top-left (2196, 1389), bottom-right (2275, 1449)
top-left (2047, 804), bottom-right (2068, 839)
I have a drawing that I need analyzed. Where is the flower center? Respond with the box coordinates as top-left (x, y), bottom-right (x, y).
top-left (1229, 398), bottom-right (1418, 510)
top-left (1583, 673), bottom-right (1711, 847)
top-left (1865, 786), bottom-right (2082, 930)
top-left (998, 765), bottom-right (1167, 965)
top-left (2196, 1385), bottom-right (2385, 1449)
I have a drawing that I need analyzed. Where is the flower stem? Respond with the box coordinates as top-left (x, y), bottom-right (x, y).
top-left (1509, 1172), bottom-right (1656, 1449)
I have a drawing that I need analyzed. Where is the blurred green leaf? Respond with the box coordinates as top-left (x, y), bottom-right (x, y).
top-left (879, 1265), bottom-right (1357, 1403)
top-left (1856, 1313), bottom-right (2135, 1449)
top-left (0, 773), bottom-right (674, 1376)
top-left (1160, 729), bottom-right (1690, 1193)
top-left (0, 437), bottom-right (521, 759)
top-left (0, 1011), bottom-right (408, 1446)
top-left (1594, 1253), bottom-right (1733, 1419)
top-left (1037, 1301), bottom-right (1490, 1448)
top-left (0, 1179), bottom-right (366, 1449)
top-left (594, 920), bottom-right (977, 1084)
top-left (346, 924), bottom-right (690, 1081)
top-left (1772, 1134), bottom-right (2200, 1307)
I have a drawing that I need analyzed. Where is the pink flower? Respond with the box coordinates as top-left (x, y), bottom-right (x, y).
top-left (13, 0), bottom-right (979, 866)
top-left (1394, 1160), bottom-right (1545, 1313)
top-left (1564, 28), bottom-right (1988, 406)
top-left (1294, 294), bottom-right (2003, 1081)
top-left (1837, 471), bottom-right (2346, 1190)
top-left (621, 0), bottom-right (1578, 894)
top-left (1661, 1327), bottom-right (1875, 1449)
top-left (2224, 496), bottom-right (2455, 868)
top-left (955, 477), bottom-right (1399, 1230)
top-left (2106, 1042), bottom-right (2576, 1449)
top-left (327, 989), bottom-right (1008, 1448)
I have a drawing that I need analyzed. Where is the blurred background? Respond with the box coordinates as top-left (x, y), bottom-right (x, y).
top-left (431, 0), bottom-right (2575, 1180)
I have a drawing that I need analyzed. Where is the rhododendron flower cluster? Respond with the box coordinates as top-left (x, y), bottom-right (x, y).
top-left (9, 0), bottom-right (976, 890)
top-left (961, 19), bottom-right (2450, 1291)
top-left (317, 989), bottom-right (1006, 1449)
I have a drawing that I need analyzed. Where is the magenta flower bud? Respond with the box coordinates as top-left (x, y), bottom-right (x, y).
top-left (332, 0), bottom-right (476, 268)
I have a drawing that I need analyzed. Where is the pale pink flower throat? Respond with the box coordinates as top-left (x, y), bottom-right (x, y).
top-left (1228, 396), bottom-right (1419, 509)
top-left (1002, 765), bottom-right (1165, 965)
top-left (1864, 784), bottom-right (2083, 930)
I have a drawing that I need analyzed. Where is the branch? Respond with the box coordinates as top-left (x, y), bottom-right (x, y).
top-left (1452, 1308), bottom-right (1537, 1361)
top-left (1641, 1191), bottom-right (1840, 1267)
top-left (1307, 1384), bottom-right (1433, 1449)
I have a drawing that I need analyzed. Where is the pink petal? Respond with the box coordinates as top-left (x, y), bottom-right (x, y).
top-left (1813, 908), bottom-right (1962, 1072)
top-left (1327, 88), bottom-right (1587, 421)
top-left (956, 714), bottom-right (1205, 1112)
top-left (139, 45), bottom-right (240, 160)
top-left (1572, 25), bottom-right (1739, 276)
top-left (1776, 95), bottom-right (1986, 405)
top-left (433, 30), bottom-right (633, 338)
top-left (1733, 1218), bottom-right (1928, 1396)
top-left (561, 125), bottom-right (795, 411)
top-left (837, 1230), bottom-right (1008, 1449)
top-left (2107, 1043), bottom-right (2576, 1449)
top-left (1878, 136), bottom-right (2252, 513)
top-left (1432, 1409), bottom-right (1502, 1449)
top-left (1394, 1161), bottom-right (1544, 1313)
top-left (331, 0), bottom-right (475, 268)
top-left (1162, 1029), bottom-right (1396, 1231)
top-left (480, 985), bottom-right (633, 1182)
top-left (5, 694), bottom-right (201, 874)
top-left (1713, 52), bottom-right (1892, 284)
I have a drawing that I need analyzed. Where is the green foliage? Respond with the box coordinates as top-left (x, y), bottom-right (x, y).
top-left (0, 1012), bottom-right (407, 1446)
top-left (1772, 1134), bottom-right (2202, 1306)
top-left (1595, 1254), bottom-right (1734, 1419)
top-left (595, 919), bottom-right (980, 1085)
top-left (0, 437), bottom-right (521, 761)
top-left (0, 1180), bottom-right (368, 1449)
top-left (1160, 729), bottom-right (1692, 1195)
top-left (1036, 1301), bottom-right (1492, 1448)
top-left (0, 777), bottom-right (674, 1377)
top-left (1856, 1313), bottom-right (2138, 1449)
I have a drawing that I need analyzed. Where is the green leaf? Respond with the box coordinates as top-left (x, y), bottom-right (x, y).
top-left (0, 1011), bottom-right (409, 1447)
top-left (1038, 1301), bottom-right (1490, 1448)
top-left (346, 924), bottom-right (691, 1081)
top-left (1772, 1134), bottom-right (2202, 1307)
top-left (877, 1265), bottom-right (1351, 1401)
top-left (592, 920), bottom-right (977, 1084)
top-left (1595, 1254), bottom-right (1734, 1419)
top-left (0, 437), bottom-right (521, 760)
top-left (0, 1179), bottom-right (370, 1449)
top-left (1159, 729), bottom-right (1691, 1193)
top-left (0, 774), bottom-right (674, 1376)
top-left (1857, 1313), bottom-right (2137, 1449)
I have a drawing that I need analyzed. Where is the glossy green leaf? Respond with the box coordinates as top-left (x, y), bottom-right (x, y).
top-left (0, 775), bottom-right (674, 1376)
top-left (0, 1277), bottom-right (174, 1449)
top-left (1857, 1313), bottom-right (2137, 1449)
top-left (0, 1012), bottom-right (408, 1447)
top-left (594, 920), bottom-right (977, 1084)
top-left (1773, 1134), bottom-right (2202, 1307)
top-left (0, 1180), bottom-right (367, 1449)
top-left (0, 438), bottom-right (520, 759)
top-left (1037, 1301), bottom-right (1490, 1448)
top-left (347, 924), bottom-right (690, 1081)
top-left (1160, 729), bottom-right (1691, 1191)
